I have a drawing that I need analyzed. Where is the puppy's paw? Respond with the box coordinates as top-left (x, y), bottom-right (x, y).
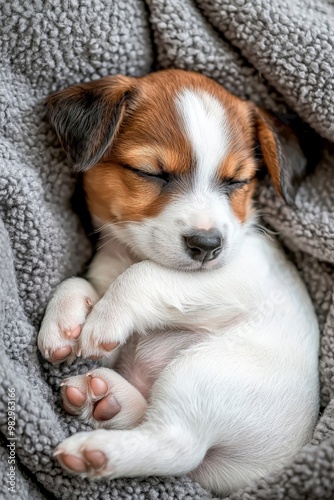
top-left (54, 430), bottom-right (115, 478)
top-left (77, 297), bottom-right (133, 359)
top-left (38, 278), bottom-right (99, 364)
top-left (60, 367), bottom-right (147, 429)
top-left (61, 369), bottom-right (121, 426)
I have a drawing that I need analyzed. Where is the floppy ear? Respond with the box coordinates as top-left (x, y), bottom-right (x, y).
top-left (47, 75), bottom-right (135, 172)
top-left (252, 107), bottom-right (308, 206)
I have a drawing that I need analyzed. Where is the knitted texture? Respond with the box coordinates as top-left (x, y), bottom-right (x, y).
top-left (0, 0), bottom-right (334, 498)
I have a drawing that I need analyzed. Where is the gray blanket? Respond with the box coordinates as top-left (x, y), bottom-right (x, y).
top-left (1, 0), bottom-right (334, 498)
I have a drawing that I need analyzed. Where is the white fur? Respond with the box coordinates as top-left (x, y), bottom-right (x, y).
top-left (176, 89), bottom-right (230, 187)
top-left (38, 90), bottom-right (319, 496)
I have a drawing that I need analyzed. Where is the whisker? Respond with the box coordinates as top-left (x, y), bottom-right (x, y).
top-left (98, 232), bottom-right (117, 240)
top-left (93, 219), bottom-right (145, 234)
top-left (253, 224), bottom-right (278, 239)
top-left (95, 220), bottom-right (151, 234)
top-left (256, 211), bottom-right (273, 219)
top-left (93, 220), bottom-right (116, 233)
top-left (96, 235), bottom-right (120, 251)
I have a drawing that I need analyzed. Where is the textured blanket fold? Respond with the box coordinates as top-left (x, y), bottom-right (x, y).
top-left (0, 0), bottom-right (334, 498)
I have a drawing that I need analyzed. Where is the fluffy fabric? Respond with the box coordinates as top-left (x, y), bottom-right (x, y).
top-left (0, 0), bottom-right (334, 498)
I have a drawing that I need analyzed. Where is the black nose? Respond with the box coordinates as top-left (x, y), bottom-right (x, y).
top-left (184, 229), bottom-right (223, 262)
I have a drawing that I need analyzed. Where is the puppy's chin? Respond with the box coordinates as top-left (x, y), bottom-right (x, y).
top-left (145, 253), bottom-right (227, 273)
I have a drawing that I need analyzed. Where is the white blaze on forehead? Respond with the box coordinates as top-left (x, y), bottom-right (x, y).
top-left (176, 89), bottom-right (230, 185)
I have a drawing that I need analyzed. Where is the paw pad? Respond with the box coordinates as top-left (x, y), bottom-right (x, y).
top-left (61, 375), bottom-right (121, 422)
top-left (83, 449), bottom-right (107, 469)
top-left (66, 387), bottom-right (86, 407)
top-left (93, 395), bottom-right (121, 421)
top-left (67, 325), bottom-right (82, 339)
top-left (49, 346), bottom-right (72, 362)
top-left (55, 449), bottom-right (107, 473)
top-left (100, 341), bottom-right (120, 352)
top-left (90, 377), bottom-right (108, 396)
top-left (60, 453), bottom-right (88, 472)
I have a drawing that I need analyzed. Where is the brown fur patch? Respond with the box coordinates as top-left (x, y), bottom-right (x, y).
top-left (84, 162), bottom-right (172, 222)
top-left (229, 179), bottom-right (257, 222)
top-left (253, 109), bottom-right (281, 193)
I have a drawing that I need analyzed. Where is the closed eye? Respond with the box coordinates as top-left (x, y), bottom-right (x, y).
top-left (121, 164), bottom-right (172, 185)
top-left (222, 177), bottom-right (252, 194)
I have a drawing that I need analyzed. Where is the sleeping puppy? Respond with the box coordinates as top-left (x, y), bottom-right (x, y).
top-left (38, 69), bottom-right (319, 496)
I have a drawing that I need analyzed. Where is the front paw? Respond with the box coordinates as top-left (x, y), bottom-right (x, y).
top-left (38, 278), bottom-right (99, 364)
top-left (77, 297), bottom-right (134, 360)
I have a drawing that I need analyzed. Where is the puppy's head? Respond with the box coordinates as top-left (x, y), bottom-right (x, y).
top-left (48, 70), bottom-right (307, 271)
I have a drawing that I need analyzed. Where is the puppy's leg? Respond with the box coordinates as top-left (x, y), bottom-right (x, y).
top-left (54, 346), bottom-right (212, 480)
top-left (38, 240), bottom-right (135, 363)
top-left (54, 339), bottom-right (212, 479)
top-left (54, 425), bottom-right (205, 479)
top-left (60, 367), bottom-right (147, 429)
top-left (78, 258), bottom-right (254, 359)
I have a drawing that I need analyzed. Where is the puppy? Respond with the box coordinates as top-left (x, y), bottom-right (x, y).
top-left (38, 70), bottom-right (319, 496)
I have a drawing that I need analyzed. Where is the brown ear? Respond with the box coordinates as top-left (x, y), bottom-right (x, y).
top-left (47, 75), bottom-right (135, 172)
top-left (252, 107), bottom-right (308, 206)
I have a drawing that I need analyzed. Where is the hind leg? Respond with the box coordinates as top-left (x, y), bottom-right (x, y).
top-left (54, 424), bottom-right (206, 478)
top-left (54, 348), bottom-right (210, 479)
